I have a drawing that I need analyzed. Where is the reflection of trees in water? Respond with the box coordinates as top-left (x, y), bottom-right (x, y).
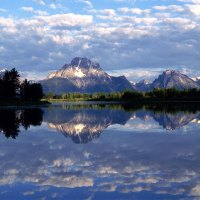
top-left (0, 110), bottom-right (20, 139)
top-left (1, 103), bottom-right (200, 140)
top-left (46, 103), bottom-right (200, 144)
top-left (21, 109), bottom-right (43, 130)
top-left (0, 109), bottom-right (43, 139)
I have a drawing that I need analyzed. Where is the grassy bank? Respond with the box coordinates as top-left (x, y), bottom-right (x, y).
top-left (43, 89), bottom-right (200, 103)
top-left (43, 97), bottom-right (200, 104)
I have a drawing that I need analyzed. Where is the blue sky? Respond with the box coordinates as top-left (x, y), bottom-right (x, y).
top-left (0, 0), bottom-right (200, 81)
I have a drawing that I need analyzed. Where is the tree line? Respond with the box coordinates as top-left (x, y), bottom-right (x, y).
top-left (0, 68), bottom-right (43, 101)
top-left (44, 88), bottom-right (200, 102)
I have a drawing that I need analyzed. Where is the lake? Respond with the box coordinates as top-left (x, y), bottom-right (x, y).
top-left (0, 102), bottom-right (200, 199)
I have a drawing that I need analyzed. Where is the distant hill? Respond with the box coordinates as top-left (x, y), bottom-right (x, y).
top-left (40, 59), bottom-right (200, 94)
top-left (194, 77), bottom-right (200, 86)
top-left (132, 79), bottom-right (151, 92)
top-left (133, 70), bottom-right (200, 92)
top-left (150, 70), bottom-right (200, 90)
top-left (40, 57), bottom-right (133, 94)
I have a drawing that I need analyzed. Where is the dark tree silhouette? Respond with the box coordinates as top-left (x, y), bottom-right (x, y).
top-left (20, 79), bottom-right (30, 100)
top-left (3, 68), bottom-right (20, 99)
top-left (29, 83), bottom-right (43, 101)
top-left (0, 69), bottom-right (43, 102)
top-left (20, 79), bottom-right (43, 101)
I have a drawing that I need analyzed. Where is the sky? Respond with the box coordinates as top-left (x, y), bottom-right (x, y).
top-left (0, 0), bottom-right (200, 81)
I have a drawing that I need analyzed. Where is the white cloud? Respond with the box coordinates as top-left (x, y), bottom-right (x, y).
top-left (21, 7), bottom-right (34, 12)
top-left (153, 5), bottom-right (184, 12)
top-left (0, 8), bottom-right (7, 12)
top-left (49, 3), bottom-right (64, 10)
top-left (35, 13), bottom-right (93, 27)
top-left (185, 4), bottom-right (200, 16)
top-left (178, 0), bottom-right (200, 3)
top-left (21, 7), bottom-right (48, 16)
top-left (89, 9), bottom-right (116, 16)
top-left (108, 69), bottom-right (160, 81)
top-left (118, 7), bottom-right (151, 15)
top-left (114, 0), bottom-right (135, 5)
top-left (0, 0), bottom-right (200, 77)
top-left (33, 0), bottom-right (45, 6)
top-left (77, 0), bottom-right (93, 8)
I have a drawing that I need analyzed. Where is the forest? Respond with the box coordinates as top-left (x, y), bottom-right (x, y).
top-left (0, 68), bottom-right (43, 102)
top-left (44, 88), bottom-right (200, 102)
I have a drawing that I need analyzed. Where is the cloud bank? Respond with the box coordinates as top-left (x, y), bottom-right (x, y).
top-left (0, 0), bottom-right (200, 80)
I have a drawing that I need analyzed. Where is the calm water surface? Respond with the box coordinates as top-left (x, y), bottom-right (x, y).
top-left (1, 103), bottom-right (200, 199)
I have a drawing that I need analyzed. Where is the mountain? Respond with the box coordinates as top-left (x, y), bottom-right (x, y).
top-left (133, 79), bottom-right (151, 92)
top-left (152, 112), bottom-right (200, 130)
top-left (41, 61), bottom-right (200, 93)
top-left (194, 77), bottom-right (200, 85)
top-left (43, 105), bottom-right (132, 144)
top-left (150, 70), bottom-right (200, 90)
top-left (43, 104), bottom-right (200, 144)
top-left (40, 57), bottom-right (133, 94)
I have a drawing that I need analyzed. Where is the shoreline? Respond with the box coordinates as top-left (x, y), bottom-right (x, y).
top-left (45, 98), bottom-right (200, 104)
top-left (0, 100), bottom-right (51, 107)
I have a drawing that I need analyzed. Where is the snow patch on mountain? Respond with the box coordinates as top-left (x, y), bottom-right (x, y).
top-left (74, 67), bottom-right (86, 78)
top-left (151, 70), bottom-right (200, 90)
top-left (74, 124), bottom-right (86, 134)
top-left (41, 57), bottom-right (133, 94)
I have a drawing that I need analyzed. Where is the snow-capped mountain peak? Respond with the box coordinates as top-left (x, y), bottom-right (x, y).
top-left (47, 57), bottom-right (105, 79)
top-left (41, 57), bottom-right (133, 94)
top-left (151, 70), bottom-right (199, 90)
top-left (74, 67), bottom-right (86, 78)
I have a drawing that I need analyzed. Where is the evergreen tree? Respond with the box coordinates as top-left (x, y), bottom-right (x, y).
top-left (20, 79), bottom-right (30, 100)
top-left (20, 80), bottom-right (43, 101)
top-left (3, 68), bottom-right (20, 99)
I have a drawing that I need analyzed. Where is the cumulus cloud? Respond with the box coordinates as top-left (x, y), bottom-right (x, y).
top-left (108, 68), bottom-right (160, 81)
top-left (33, 0), bottom-right (45, 6)
top-left (49, 3), bottom-right (65, 10)
top-left (35, 13), bottom-right (93, 27)
top-left (0, 0), bottom-right (200, 80)
top-left (186, 4), bottom-right (200, 16)
top-left (77, 0), bottom-right (93, 8)
top-left (21, 6), bottom-right (48, 15)
top-left (118, 7), bottom-right (151, 15)
top-left (0, 106), bottom-right (200, 199)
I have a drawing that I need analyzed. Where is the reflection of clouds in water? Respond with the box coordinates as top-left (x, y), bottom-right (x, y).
top-left (191, 184), bottom-right (200, 197)
top-left (107, 120), bottom-right (160, 132)
top-left (0, 128), bottom-right (200, 198)
top-left (1, 106), bottom-right (200, 198)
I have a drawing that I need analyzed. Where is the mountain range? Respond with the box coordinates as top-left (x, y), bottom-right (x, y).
top-left (39, 57), bottom-right (200, 94)
top-left (43, 105), bottom-right (200, 144)
top-left (43, 105), bottom-right (132, 144)
top-left (40, 57), bottom-right (133, 94)
top-left (133, 70), bottom-right (200, 91)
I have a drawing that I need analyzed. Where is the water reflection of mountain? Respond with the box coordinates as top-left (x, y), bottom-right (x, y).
top-left (44, 105), bottom-right (132, 143)
top-left (43, 104), bottom-right (200, 144)
top-left (0, 109), bottom-right (43, 139)
top-left (1, 104), bottom-right (200, 141)
top-left (152, 112), bottom-right (200, 130)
